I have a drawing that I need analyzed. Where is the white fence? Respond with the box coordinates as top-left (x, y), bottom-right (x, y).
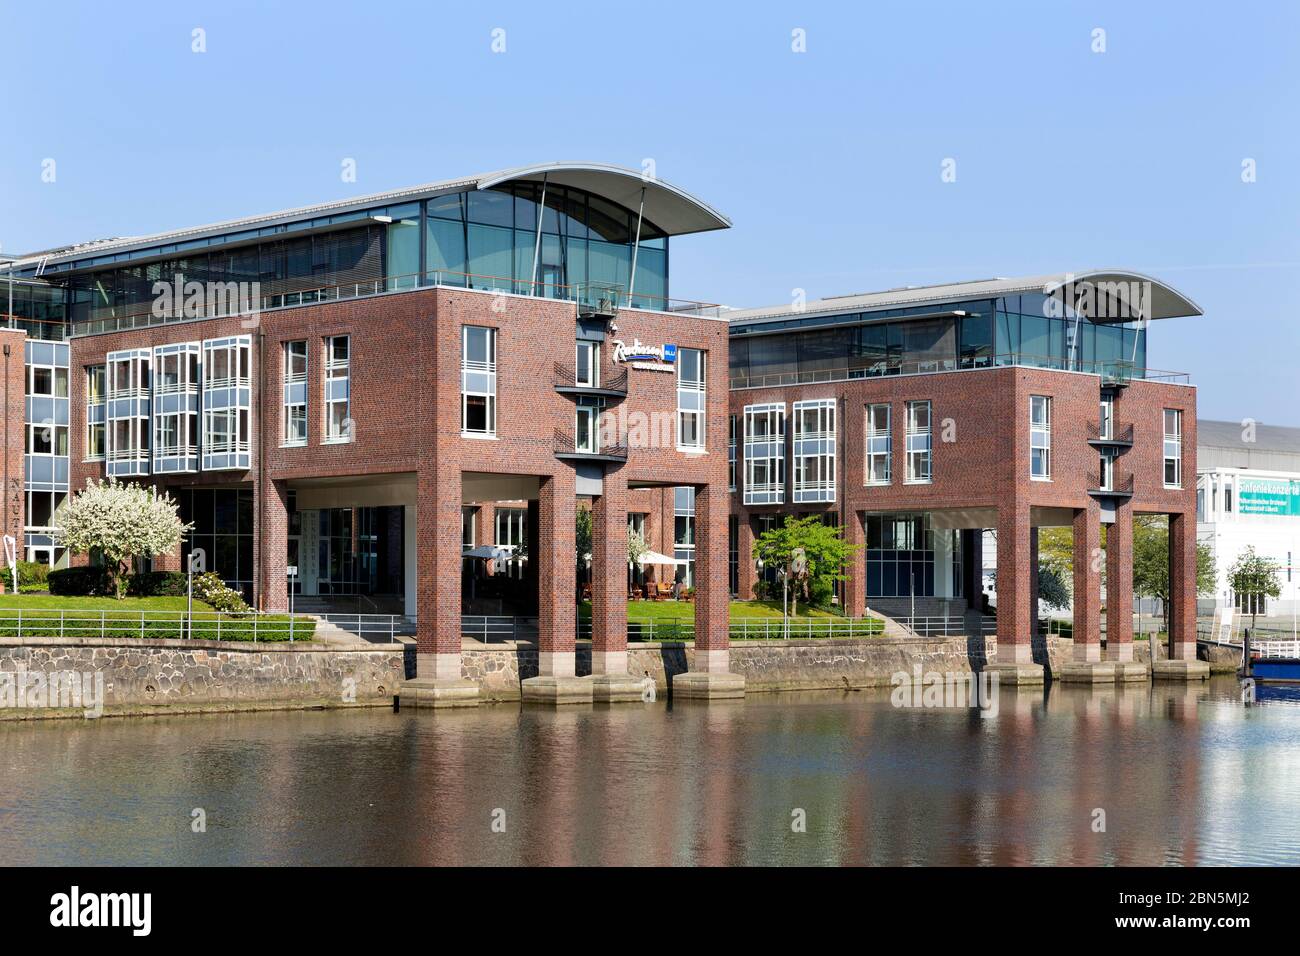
top-left (0, 609), bottom-right (312, 642)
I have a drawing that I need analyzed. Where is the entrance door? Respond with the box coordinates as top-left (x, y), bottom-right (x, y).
top-left (575, 405), bottom-right (598, 453)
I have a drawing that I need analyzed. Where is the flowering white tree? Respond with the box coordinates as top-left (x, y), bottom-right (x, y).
top-left (55, 479), bottom-right (192, 599)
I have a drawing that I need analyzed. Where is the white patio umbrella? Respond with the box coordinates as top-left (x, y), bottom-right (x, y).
top-left (637, 550), bottom-right (685, 566)
top-left (463, 544), bottom-right (516, 561)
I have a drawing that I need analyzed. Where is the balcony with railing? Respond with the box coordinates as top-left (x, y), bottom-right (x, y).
top-left (1087, 470), bottom-right (1135, 497)
top-left (553, 427), bottom-right (627, 463)
top-left (729, 352), bottom-right (1189, 391)
top-left (1086, 420), bottom-right (1135, 447)
top-left (553, 362), bottom-right (628, 400)
top-left (65, 270), bottom-right (724, 338)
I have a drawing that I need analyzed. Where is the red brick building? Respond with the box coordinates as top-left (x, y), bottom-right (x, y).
top-left (5, 163), bottom-right (741, 703)
top-left (722, 274), bottom-right (1205, 682)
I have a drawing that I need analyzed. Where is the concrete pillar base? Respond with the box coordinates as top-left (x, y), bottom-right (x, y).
top-left (1114, 661), bottom-right (1150, 682)
top-left (398, 677), bottom-right (480, 709)
top-left (1058, 661), bottom-right (1118, 684)
top-left (982, 661), bottom-right (1045, 685)
top-left (590, 673), bottom-right (649, 703)
top-left (672, 671), bottom-right (746, 700)
top-left (521, 675), bottom-right (593, 705)
top-left (1152, 659), bottom-right (1210, 681)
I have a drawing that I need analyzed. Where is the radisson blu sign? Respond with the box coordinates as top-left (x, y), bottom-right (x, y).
top-left (1238, 477), bottom-right (1300, 517)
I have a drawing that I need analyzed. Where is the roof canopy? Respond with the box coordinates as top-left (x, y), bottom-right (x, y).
top-left (728, 269), bottom-right (1203, 328)
top-left (9, 161), bottom-right (730, 271)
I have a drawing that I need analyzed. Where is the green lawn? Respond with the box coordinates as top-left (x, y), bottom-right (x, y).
top-left (0, 594), bottom-right (315, 642)
top-left (577, 598), bottom-right (882, 640)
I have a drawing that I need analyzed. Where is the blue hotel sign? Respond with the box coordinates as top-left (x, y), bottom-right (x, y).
top-left (1238, 477), bottom-right (1300, 517)
top-left (612, 339), bottom-right (677, 366)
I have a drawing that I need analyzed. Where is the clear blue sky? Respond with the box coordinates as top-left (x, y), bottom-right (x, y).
top-left (3, 0), bottom-right (1297, 423)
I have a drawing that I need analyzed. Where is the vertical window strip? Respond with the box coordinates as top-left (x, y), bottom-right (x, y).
top-left (866, 403), bottom-right (891, 485)
top-left (743, 402), bottom-right (785, 505)
top-left (461, 326), bottom-right (497, 436)
top-left (792, 398), bottom-right (836, 503)
top-left (905, 400), bottom-right (932, 483)
top-left (1030, 395), bottom-right (1051, 479)
top-left (676, 347), bottom-right (705, 450)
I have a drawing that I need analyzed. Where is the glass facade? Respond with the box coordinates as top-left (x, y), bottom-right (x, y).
top-left (865, 512), bottom-right (961, 599)
top-left (730, 294), bottom-right (1147, 388)
top-left (177, 487), bottom-right (255, 599)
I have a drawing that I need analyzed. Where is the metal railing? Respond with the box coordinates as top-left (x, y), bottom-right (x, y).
top-left (1086, 420), bottom-right (1135, 443)
top-left (553, 362), bottom-right (628, 394)
top-left (314, 613), bottom-right (404, 641)
top-left (0, 608), bottom-right (314, 642)
top-left (899, 615), bottom-right (997, 637)
top-left (462, 615), bottom-right (538, 644)
top-left (67, 269), bottom-right (725, 337)
top-left (553, 428), bottom-right (628, 461)
top-left (729, 353), bottom-right (1190, 390)
top-left (1252, 638), bottom-right (1300, 658)
top-left (1087, 471), bottom-right (1135, 494)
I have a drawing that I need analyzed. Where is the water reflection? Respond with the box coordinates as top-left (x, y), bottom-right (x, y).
top-left (0, 677), bottom-right (1296, 866)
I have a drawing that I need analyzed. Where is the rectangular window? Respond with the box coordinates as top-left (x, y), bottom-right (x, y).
top-left (1163, 409), bottom-right (1182, 487)
top-left (575, 340), bottom-right (599, 388)
top-left (1099, 449), bottom-right (1115, 491)
top-left (462, 326), bottom-right (497, 436)
top-left (494, 506), bottom-right (526, 578)
top-left (283, 340), bottom-right (308, 446)
top-left (1030, 395), bottom-right (1051, 479)
top-left (674, 486), bottom-right (695, 586)
top-left (728, 415), bottom-right (737, 492)
top-left (866, 403), bottom-right (891, 485)
top-left (905, 400), bottom-right (932, 483)
top-left (325, 335), bottom-right (351, 442)
top-left (1099, 395), bottom-right (1114, 440)
top-left (743, 402), bottom-right (785, 505)
top-left (676, 347), bottom-right (705, 450)
top-left (201, 336), bottom-right (252, 471)
top-left (85, 365), bottom-right (106, 461)
top-left (105, 349), bottom-right (151, 477)
top-left (792, 398), bottom-right (836, 503)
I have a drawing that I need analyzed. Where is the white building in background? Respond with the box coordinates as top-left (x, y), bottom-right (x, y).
top-left (1197, 420), bottom-right (1300, 617)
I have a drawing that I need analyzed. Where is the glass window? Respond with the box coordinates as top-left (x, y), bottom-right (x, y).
top-left (283, 340), bottom-right (308, 446)
top-left (677, 348), bottom-right (705, 450)
top-left (1163, 409), bottom-right (1182, 488)
top-left (905, 400), bottom-right (932, 483)
top-left (1030, 395), bottom-right (1051, 479)
top-left (743, 403), bottom-right (785, 505)
top-left (792, 399), bottom-right (835, 503)
top-left (462, 326), bottom-right (497, 436)
top-left (325, 335), bottom-right (350, 442)
top-left (575, 341), bottom-right (599, 388)
top-left (866, 403), bottom-right (891, 484)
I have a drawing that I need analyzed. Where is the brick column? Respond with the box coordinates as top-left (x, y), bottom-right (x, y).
top-left (1071, 500), bottom-right (1101, 661)
top-left (0, 330), bottom-right (25, 562)
top-left (693, 481), bottom-right (730, 673)
top-left (995, 500), bottom-right (1034, 664)
top-left (735, 514), bottom-right (757, 600)
top-left (1105, 501), bottom-right (1134, 661)
top-left (843, 509), bottom-right (866, 618)
top-left (257, 478), bottom-right (290, 612)
top-left (591, 467), bottom-right (628, 676)
top-left (1168, 511), bottom-right (1197, 660)
top-left (415, 466), bottom-right (463, 679)
top-left (536, 470), bottom-right (576, 678)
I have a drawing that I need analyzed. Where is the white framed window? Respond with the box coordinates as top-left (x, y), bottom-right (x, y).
top-left (575, 400), bottom-right (599, 453)
top-left (676, 347), bottom-right (705, 450)
top-left (1099, 395), bottom-right (1114, 440)
top-left (1030, 395), bottom-right (1051, 480)
top-left (461, 507), bottom-right (476, 551)
top-left (792, 398), bottom-right (836, 503)
top-left (283, 340), bottom-right (308, 446)
top-left (728, 415), bottom-right (737, 492)
top-left (1099, 449), bottom-right (1115, 491)
top-left (26, 362), bottom-right (68, 399)
top-left (866, 403), bottom-right (891, 485)
top-left (495, 507), bottom-right (526, 578)
top-left (25, 422), bottom-right (68, 456)
top-left (85, 365), bottom-right (106, 461)
top-left (152, 342), bottom-right (200, 473)
top-left (575, 340), bottom-right (599, 388)
top-left (1163, 408), bottom-right (1182, 488)
top-left (743, 402), bottom-right (785, 505)
top-left (905, 400), bottom-right (932, 483)
top-left (462, 326), bottom-right (497, 436)
top-left (201, 336), bottom-right (252, 470)
top-left (324, 335), bottom-right (351, 443)
top-left (105, 348), bottom-right (151, 477)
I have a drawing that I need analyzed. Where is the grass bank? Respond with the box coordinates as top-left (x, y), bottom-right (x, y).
top-left (0, 594), bottom-right (316, 642)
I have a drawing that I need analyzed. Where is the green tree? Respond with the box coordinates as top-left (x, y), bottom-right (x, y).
top-left (1131, 515), bottom-right (1216, 631)
top-left (55, 479), bottom-right (192, 599)
top-left (752, 515), bottom-right (860, 619)
top-left (1228, 545), bottom-right (1281, 634)
top-left (576, 508), bottom-right (592, 564)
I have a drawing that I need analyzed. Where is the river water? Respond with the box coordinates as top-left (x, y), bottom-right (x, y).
top-left (1, 676), bottom-right (1297, 866)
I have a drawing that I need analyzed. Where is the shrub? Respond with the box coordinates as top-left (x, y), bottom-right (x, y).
top-left (48, 566), bottom-right (115, 597)
top-left (126, 570), bottom-right (188, 597)
top-left (806, 577), bottom-right (835, 609)
top-left (1, 560), bottom-right (52, 593)
top-left (191, 572), bottom-right (250, 614)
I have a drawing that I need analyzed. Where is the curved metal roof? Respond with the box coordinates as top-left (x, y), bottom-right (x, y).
top-left (728, 269), bottom-right (1203, 327)
top-left (11, 162), bottom-right (730, 270)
